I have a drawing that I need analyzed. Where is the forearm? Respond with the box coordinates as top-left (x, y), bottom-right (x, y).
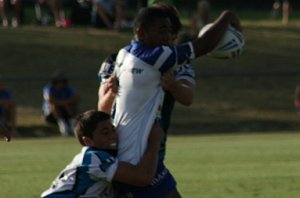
top-left (113, 123), bottom-right (162, 186)
top-left (97, 85), bottom-right (116, 114)
top-left (113, 142), bottom-right (160, 186)
top-left (98, 95), bottom-right (115, 114)
top-left (168, 81), bottom-right (194, 106)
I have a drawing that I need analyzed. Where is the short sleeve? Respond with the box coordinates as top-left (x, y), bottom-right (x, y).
top-left (98, 54), bottom-right (117, 84)
top-left (174, 64), bottom-right (196, 85)
top-left (87, 151), bottom-right (119, 182)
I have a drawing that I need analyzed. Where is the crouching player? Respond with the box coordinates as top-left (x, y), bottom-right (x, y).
top-left (41, 110), bottom-right (163, 198)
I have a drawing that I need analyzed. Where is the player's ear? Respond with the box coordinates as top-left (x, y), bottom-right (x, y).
top-left (136, 27), bottom-right (146, 40)
top-left (82, 136), bottom-right (93, 146)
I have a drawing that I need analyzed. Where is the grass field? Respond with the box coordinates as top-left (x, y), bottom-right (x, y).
top-left (1, 8), bottom-right (300, 198)
top-left (1, 19), bottom-right (300, 134)
top-left (2, 132), bottom-right (300, 198)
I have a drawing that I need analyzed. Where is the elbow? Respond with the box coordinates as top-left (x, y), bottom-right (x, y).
top-left (135, 173), bottom-right (154, 187)
top-left (183, 99), bottom-right (194, 106)
top-left (138, 177), bottom-right (153, 187)
top-left (178, 97), bottom-right (194, 107)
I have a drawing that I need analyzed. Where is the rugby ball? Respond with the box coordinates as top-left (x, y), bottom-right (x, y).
top-left (198, 23), bottom-right (245, 59)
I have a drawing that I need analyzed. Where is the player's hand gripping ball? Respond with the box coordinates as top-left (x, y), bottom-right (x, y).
top-left (199, 23), bottom-right (245, 59)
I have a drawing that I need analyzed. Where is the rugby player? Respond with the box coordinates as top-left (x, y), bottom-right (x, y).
top-left (98, 5), bottom-right (241, 197)
top-left (41, 110), bottom-right (163, 198)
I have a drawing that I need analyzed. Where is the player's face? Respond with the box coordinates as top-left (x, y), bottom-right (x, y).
top-left (89, 120), bottom-right (118, 150)
top-left (53, 81), bottom-right (66, 90)
top-left (143, 17), bottom-right (173, 46)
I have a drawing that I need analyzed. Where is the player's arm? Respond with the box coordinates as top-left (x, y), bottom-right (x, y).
top-left (113, 122), bottom-right (163, 186)
top-left (161, 69), bottom-right (194, 106)
top-left (192, 10), bottom-right (241, 57)
top-left (98, 75), bottom-right (118, 114)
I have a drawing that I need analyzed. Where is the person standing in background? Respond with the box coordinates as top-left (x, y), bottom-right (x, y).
top-left (191, 0), bottom-right (211, 38)
top-left (0, 76), bottom-right (17, 138)
top-left (271, 0), bottom-right (290, 25)
top-left (0, 0), bottom-right (21, 27)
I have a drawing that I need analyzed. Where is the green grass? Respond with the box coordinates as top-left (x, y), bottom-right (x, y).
top-left (166, 133), bottom-right (300, 198)
top-left (1, 13), bottom-right (300, 197)
top-left (2, 133), bottom-right (300, 197)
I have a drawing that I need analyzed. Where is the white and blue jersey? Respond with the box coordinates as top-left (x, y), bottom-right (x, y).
top-left (41, 147), bottom-right (119, 198)
top-left (42, 85), bottom-right (76, 116)
top-left (113, 40), bottom-right (195, 164)
top-left (98, 55), bottom-right (196, 161)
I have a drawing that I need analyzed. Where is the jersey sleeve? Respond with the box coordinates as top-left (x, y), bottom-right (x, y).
top-left (88, 151), bottom-right (119, 182)
top-left (158, 41), bottom-right (195, 73)
top-left (174, 64), bottom-right (196, 85)
top-left (98, 54), bottom-right (117, 84)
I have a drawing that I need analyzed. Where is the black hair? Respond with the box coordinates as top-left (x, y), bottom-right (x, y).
top-left (75, 110), bottom-right (111, 146)
top-left (51, 70), bottom-right (67, 85)
top-left (152, 3), bottom-right (182, 34)
top-left (134, 6), bottom-right (168, 32)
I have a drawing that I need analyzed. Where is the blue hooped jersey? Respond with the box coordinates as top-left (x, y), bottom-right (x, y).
top-left (99, 40), bottom-right (195, 165)
top-left (41, 147), bottom-right (119, 198)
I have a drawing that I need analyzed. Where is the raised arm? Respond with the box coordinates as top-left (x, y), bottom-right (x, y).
top-left (97, 75), bottom-right (118, 114)
top-left (113, 122), bottom-right (163, 186)
top-left (192, 10), bottom-right (241, 57)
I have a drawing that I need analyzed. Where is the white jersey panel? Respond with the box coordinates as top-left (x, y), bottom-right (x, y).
top-left (114, 49), bottom-right (164, 164)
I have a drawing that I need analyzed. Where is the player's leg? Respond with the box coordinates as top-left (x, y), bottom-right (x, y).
top-left (118, 161), bottom-right (178, 198)
top-left (5, 99), bottom-right (17, 135)
top-left (282, 0), bottom-right (289, 25)
top-left (46, 0), bottom-right (64, 27)
top-left (11, 0), bottom-right (21, 27)
top-left (48, 104), bottom-right (71, 136)
top-left (164, 188), bottom-right (181, 198)
top-left (0, 121), bottom-right (11, 141)
top-left (64, 100), bottom-right (78, 132)
top-left (0, 0), bottom-right (8, 27)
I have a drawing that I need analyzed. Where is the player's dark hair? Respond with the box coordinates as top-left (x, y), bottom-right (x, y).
top-left (134, 6), bottom-right (168, 32)
top-left (75, 110), bottom-right (111, 146)
top-left (152, 3), bottom-right (182, 34)
top-left (51, 70), bottom-right (68, 85)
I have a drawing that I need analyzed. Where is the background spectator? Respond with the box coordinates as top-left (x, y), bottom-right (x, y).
top-left (91, 0), bottom-right (130, 31)
top-left (147, 0), bottom-right (173, 6)
top-left (191, 0), bottom-right (211, 38)
top-left (42, 71), bottom-right (80, 136)
top-left (270, 0), bottom-right (290, 25)
top-left (71, 0), bottom-right (93, 25)
top-left (294, 83), bottom-right (300, 117)
top-left (0, 120), bottom-right (11, 141)
top-left (0, 0), bottom-right (21, 27)
top-left (0, 76), bottom-right (17, 137)
top-left (35, 0), bottom-right (67, 27)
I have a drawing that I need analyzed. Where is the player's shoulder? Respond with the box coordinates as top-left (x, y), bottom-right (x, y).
top-left (86, 147), bottom-right (116, 163)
